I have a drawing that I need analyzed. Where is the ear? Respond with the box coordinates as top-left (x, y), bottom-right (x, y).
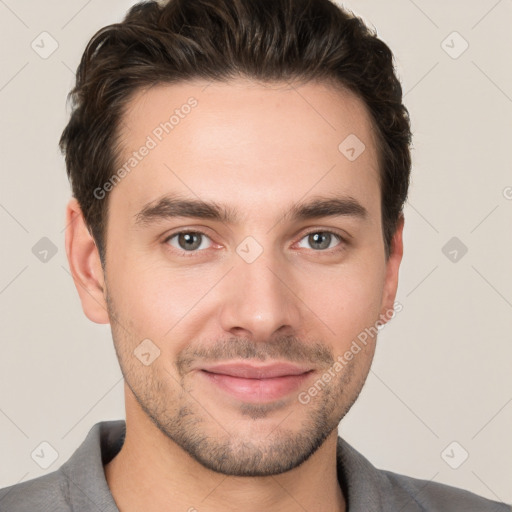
top-left (65, 198), bottom-right (109, 324)
top-left (378, 214), bottom-right (404, 325)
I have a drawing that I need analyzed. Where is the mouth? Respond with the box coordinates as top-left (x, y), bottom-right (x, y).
top-left (198, 362), bottom-right (315, 403)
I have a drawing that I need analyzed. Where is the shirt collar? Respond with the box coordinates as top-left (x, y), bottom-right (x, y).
top-left (59, 420), bottom-right (124, 511)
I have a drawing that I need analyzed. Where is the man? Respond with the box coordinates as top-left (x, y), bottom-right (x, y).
top-left (0, 0), bottom-right (509, 510)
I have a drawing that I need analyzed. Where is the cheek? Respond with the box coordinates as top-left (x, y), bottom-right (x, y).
top-left (109, 259), bottom-right (217, 343)
top-left (305, 264), bottom-right (385, 347)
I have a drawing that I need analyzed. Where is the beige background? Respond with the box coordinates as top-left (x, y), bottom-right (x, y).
top-left (0, 0), bottom-right (511, 505)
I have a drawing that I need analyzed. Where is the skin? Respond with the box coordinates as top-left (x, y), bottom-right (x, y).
top-left (65, 77), bottom-right (404, 512)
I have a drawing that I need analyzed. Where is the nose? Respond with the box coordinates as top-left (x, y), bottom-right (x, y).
top-left (218, 246), bottom-right (302, 342)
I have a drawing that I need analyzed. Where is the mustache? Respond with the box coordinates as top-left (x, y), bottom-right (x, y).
top-left (176, 335), bottom-right (334, 376)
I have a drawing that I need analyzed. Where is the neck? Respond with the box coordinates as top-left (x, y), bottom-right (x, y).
top-left (104, 395), bottom-right (346, 512)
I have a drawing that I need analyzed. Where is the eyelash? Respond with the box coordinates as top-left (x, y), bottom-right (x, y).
top-left (163, 229), bottom-right (348, 257)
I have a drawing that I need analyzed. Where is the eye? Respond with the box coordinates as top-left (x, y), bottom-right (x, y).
top-left (165, 231), bottom-right (213, 252)
top-left (296, 231), bottom-right (344, 251)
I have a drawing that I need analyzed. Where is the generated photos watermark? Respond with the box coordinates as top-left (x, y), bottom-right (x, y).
top-left (93, 97), bottom-right (198, 200)
top-left (298, 300), bottom-right (403, 405)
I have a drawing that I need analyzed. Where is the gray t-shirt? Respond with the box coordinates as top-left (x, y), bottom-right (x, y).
top-left (0, 420), bottom-right (509, 511)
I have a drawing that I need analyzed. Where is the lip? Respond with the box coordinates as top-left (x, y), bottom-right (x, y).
top-left (200, 362), bottom-right (312, 379)
top-left (198, 362), bottom-right (314, 403)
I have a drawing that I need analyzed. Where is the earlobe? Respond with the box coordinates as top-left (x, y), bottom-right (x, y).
top-left (65, 198), bottom-right (110, 324)
top-left (379, 214), bottom-right (404, 325)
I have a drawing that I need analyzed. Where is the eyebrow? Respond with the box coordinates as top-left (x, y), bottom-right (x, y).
top-left (134, 194), bottom-right (368, 227)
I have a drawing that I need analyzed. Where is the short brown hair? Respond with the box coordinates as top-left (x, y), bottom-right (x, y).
top-left (59, 0), bottom-right (411, 262)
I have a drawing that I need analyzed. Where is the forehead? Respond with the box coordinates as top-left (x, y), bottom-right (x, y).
top-left (112, 78), bottom-right (381, 220)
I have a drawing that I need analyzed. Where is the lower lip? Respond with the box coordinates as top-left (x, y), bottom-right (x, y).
top-left (200, 370), bottom-right (313, 403)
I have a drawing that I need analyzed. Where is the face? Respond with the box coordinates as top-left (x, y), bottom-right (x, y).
top-left (73, 78), bottom-right (403, 477)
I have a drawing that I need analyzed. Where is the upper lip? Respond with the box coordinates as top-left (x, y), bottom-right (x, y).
top-left (200, 362), bottom-right (313, 379)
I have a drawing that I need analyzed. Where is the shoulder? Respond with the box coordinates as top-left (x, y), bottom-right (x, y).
top-left (0, 420), bottom-right (124, 512)
top-left (0, 469), bottom-right (71, 511)
top-left (381, 468), bottom-right (511, 512)
top-left (336, 436), bottom-right (511, 512)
